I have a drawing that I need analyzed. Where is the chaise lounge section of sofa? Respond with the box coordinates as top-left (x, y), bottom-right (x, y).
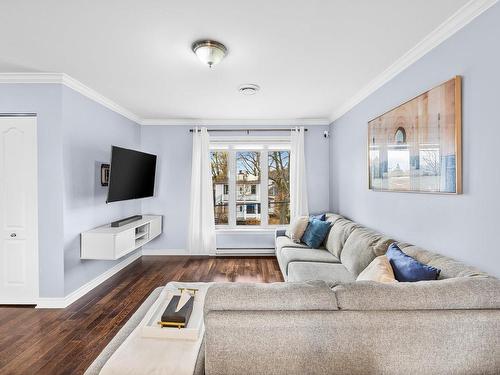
top-left (203, 213), bottom-right (500, 374)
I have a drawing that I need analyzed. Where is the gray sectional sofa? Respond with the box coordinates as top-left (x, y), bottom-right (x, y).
top-left (275, 213), bottom-right (488, 283)
top-left (203, 213), bottom-right (500, 374)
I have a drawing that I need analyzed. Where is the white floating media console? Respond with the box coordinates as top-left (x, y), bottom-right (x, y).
top-left (81, 215), bottom-right (162, 260)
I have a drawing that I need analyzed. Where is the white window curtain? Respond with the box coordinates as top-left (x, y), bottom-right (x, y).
top-left (187, 127), bottom-right (216, 254)
top-left (290, 127), bottom-right (309, 219)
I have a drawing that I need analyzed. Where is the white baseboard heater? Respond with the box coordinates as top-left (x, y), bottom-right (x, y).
top-left (216, 248), bottom-right (275, 256)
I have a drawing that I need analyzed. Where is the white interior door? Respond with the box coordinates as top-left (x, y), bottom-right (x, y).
top-left (0, 116), bottom-right (38, 304)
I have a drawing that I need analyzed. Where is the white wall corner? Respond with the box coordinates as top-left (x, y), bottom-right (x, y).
top-left (329, 0), bottom-right (499, 123)
top-left (36, 251), bottom-right (142, 309)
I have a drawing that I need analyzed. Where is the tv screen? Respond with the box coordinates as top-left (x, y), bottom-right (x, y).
top-left (106, 146), bottom-right (157, 203)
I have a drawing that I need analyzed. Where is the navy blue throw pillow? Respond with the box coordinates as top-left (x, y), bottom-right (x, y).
top-left (310, 213), bottom-right (326, 221)
top-left (386, 243), bottom-right (441, 282)
top-left (301, 218), bottom-right (331, 248)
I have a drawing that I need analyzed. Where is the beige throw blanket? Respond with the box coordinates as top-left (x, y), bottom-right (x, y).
top-left (100, 282), bottom-right (210, 375)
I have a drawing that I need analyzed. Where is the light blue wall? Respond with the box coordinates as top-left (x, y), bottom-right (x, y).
top-left (330, 3), bottom-right (500, 277)
top-left (0, 84), bottom-right (65, 297)
top-left (4, 1), bottom-right (497, 297)
top-left (61, 86), bottom-right (142, 295)
top-left (0, 84), bottom-right (143, 297)
top-left (140, 126), bottom-right (191, 250)
top-left (141, 125), bottom-right (331, 251)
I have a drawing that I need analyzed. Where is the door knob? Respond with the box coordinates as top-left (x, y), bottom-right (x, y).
top-left (10, 233), bottom-right (16, 237)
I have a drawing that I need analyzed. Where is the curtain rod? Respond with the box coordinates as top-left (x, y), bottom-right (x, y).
top-left (189, 128), bottom-right (308, 133)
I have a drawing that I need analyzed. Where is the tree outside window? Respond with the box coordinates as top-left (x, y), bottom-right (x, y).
top-left (211, 151), bottom-right (229, 224)
top-left (268, 151), bottom-right (290, 225)
top-left (210, 146), bottom-right (290, 227)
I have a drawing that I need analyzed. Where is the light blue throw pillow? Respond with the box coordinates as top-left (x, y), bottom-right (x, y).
top-left (301, 218), bottom-right (332, 248)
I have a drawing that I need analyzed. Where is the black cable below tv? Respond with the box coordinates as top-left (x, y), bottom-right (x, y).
top-left (111, 215), bottom-right (143, 227)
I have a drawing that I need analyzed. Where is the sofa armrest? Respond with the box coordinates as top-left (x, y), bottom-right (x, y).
top-left (275, 228), bottom-right (287, 238)
top-left (333, 277), bottom-right (500, 311)
top-left (204, 281), bottom-right (338, 313)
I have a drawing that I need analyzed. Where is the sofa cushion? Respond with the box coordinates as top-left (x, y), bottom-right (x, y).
top-left (277, 247), bottom-right (340, 276)
top-left (340, 227), bottom-right (394, 277)
top-left (397, 243), bottom-right (489, 279)
top-left (333, 277), bottom-right (500, 310)
top-left (301, 218), bottom-right (332, 248)
top-left (356, 255), bottom-right (398, 283)
top-left (324, 218), bottom-right (359, 258)
top-left (287, 262), bottom-right (355, 284)
top-left (325, 213), bottom-right (344, 224)
top-left (387, 243), bottom-right (440, 282)
top-left (205, 281), bottom-right (338, 312)
top-left (275, 235), bottom-right (310, 252)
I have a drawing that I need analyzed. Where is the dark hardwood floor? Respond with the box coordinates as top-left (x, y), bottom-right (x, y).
top-left (0, 256), bottom-right (283, 375)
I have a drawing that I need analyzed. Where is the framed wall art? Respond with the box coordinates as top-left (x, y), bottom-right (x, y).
top-left (368, 76), bottom-right (462, 194)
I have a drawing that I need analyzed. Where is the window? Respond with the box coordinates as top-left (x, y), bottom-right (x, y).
top-left (211, 151), bottom-right (229, 225)
top-left (394, 127), bottom-right (407, 144)
top-left (268, 151), bottom-right (290, 225)
top-left (236, 151), bottom-right (261, 225)
top-left (210, 139), bottom-right (290, 228)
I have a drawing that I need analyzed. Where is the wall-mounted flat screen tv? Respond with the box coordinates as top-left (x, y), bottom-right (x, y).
top-left (106, 146), bottom-right (157, 203)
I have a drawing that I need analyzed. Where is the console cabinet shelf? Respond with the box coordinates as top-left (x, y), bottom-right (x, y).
top-left (81, 215), bottom-right (162, 260)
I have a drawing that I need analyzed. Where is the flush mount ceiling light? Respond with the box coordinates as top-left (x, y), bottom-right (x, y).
top-left (238, 84), bottom-right (260, 95)
top-left (191, 40), bottom-right (227, 68)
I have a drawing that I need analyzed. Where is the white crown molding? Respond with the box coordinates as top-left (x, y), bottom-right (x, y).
top-left (140, 118), bottom-right (331, 126)
top-left (0, 72), bottom-right (141, 124)
top-left (2, 0), bottom-right (495, 130)
top-left (36, 251), bottom-right (141, 308)
top-left (61, 74), bottom-right (140, 123)
top-left (0, 73), bottom-right (329, 126)
top-left (329, 0), bottom-right (499, 123)
top-left (0, 72), bottom-right (64, 84)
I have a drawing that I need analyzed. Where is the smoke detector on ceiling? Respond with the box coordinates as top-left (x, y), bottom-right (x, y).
top-left (238, 84), bottom-right (260, 95)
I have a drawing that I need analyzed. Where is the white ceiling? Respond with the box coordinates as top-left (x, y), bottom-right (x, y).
top-left (0, 0), bottom-right (474, 122)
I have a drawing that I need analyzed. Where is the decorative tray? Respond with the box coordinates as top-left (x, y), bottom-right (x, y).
top-left (141, 286), bottom-right (204, 341)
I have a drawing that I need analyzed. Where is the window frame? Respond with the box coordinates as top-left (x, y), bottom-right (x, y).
top-left (210, 136), bottom-right (290, 230)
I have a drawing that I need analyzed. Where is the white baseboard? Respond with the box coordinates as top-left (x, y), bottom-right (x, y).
top-left (141, 248), bottom-right (209, 256)
top-left (36, 251), bottom-right (142, 309)
top-left (35, 247), bottom-right (276, 308)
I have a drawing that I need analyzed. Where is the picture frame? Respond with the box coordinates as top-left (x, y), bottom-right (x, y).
top-left (368, 76), bottom-right (462, 194)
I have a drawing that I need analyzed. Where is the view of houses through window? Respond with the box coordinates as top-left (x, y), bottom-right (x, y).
top-left (211, 151), bottom-right (229, 224)
top-left (211, 146), bottom-right (290, 227)
top-left (236, 151), bottom-right (261, 225)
